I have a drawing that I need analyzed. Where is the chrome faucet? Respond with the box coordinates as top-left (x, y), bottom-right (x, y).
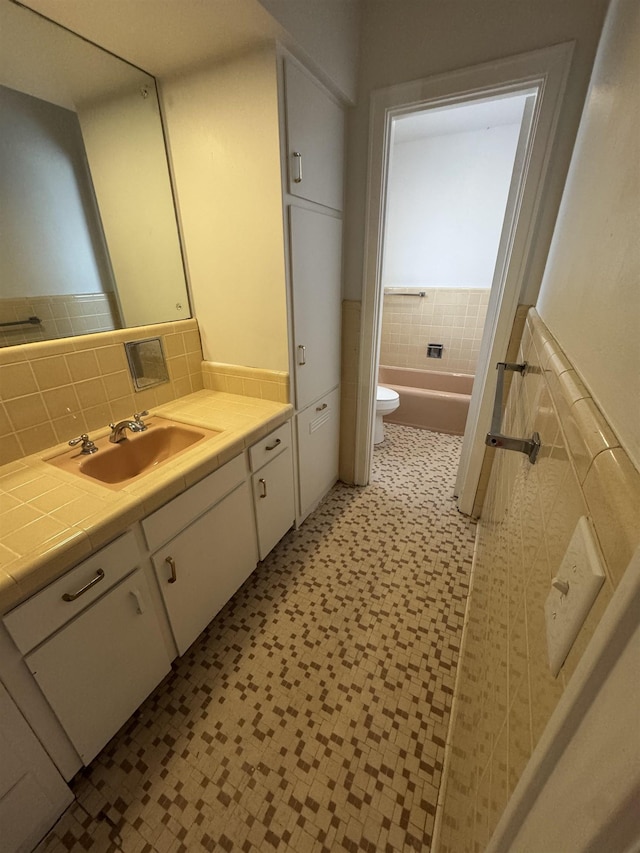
top-left (109, 418), bottom-right (145, 443)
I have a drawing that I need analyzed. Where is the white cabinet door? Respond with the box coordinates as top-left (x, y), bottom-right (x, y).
top-left (0, 684), bottom-right (72, 853)
top-left (252, 444), bottom-right (295, 560)
top-left (296, 387), bottom-right (340, 520)
top-left (26, 570), bottom-right (171, 766)
top-left (283, 59), bottom-right (344, 211)
top-left (152, 482), bottom-right (258, 656)
top-left (290, 205), bottom-right (342, 411)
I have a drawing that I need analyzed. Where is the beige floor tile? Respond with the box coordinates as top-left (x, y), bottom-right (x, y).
top-left (36, 425), bottom-right (474, 852)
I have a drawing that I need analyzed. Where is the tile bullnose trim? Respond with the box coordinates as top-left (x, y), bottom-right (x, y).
top-left (527, 308), bottom-right (629, 488)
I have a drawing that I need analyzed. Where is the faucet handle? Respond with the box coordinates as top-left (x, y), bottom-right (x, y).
top-left (69, 434), bottom-right (98, 454)
top-left (133, 410), bottom-right (149, 430)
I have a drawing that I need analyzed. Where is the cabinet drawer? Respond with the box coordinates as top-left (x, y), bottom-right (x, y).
top-left (249, 421), bottom-right (291, 473)
top-left (3, 530), bottom-right (140, 655)
top-left (142, 453), bottom-right (247, 552)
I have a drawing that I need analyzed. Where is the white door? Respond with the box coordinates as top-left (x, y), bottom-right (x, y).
top-left (454, 94), bottom-right (536, 512)
top-left (290, 205), bottom-right (343, 410)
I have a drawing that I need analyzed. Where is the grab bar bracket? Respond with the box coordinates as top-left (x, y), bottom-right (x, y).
top-left (486, 431), bottom-right (541, 464)
top-left (499, 361), bottom-right (528, 374)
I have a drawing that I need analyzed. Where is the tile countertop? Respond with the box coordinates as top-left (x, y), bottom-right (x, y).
top-left (0, 390), bottom-right (293, 615)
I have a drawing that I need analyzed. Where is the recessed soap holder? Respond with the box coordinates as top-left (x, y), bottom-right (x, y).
top-left (125, 337), bottom-right (169, 391)
top-left (427, 343), bottom-right (443, 359)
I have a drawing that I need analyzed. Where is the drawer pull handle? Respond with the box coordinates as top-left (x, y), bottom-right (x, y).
top-left (259, 478), bottom-right (267, 498)
top-left (166, 556), bottom-right (177, 584)
top-left (316, 403), bottom-right (328, 412)
top-left (292, 151), bottom-right (303, 183)
top-left (266, 438), bottom-right (281, 451)
top-left (298, 344), bottom-right (306, 366)
top-left (62, 569), bottom-right (105, 602)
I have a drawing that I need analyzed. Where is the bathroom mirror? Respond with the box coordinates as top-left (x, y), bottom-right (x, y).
top-left (0, 1), bottom-right (190, 347)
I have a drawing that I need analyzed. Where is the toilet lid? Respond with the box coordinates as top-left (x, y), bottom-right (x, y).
top-left (377, 385), bottom-right (399, 402)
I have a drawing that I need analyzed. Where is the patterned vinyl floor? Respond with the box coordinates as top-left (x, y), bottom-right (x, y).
top-left (36, 424), bottom-right (476, 853)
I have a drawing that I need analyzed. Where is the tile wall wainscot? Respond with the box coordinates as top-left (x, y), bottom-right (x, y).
top-left (0, 293), bottom-right (121, 347)
top-left (380, 287), bottom-right (490, 375)
top-left (437, 308), bottom-right (640, 852)
top-left (0, 320), bottom-right (204, 464)
top-left (201, 361), bottom-right (289, 404)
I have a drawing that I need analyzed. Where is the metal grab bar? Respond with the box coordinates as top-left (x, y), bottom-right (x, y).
top-left (383, 289), bottom-right (426, 297)
top-left (0, 316), bottom-right (41, 328)
top-left (485, 361), bottom-right (541, 464)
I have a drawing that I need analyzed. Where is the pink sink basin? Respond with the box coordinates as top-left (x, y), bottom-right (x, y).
top-left (47, 417), bottom-right (221, 488)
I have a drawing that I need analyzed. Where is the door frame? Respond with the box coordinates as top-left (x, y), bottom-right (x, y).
top-left (354, 43), bottom-right (574, 506)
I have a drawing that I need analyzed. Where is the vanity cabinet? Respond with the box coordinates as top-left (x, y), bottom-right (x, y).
top-left (250, 422), bottom-right (295, 560)
top-left (3, 532), bottom-right (171, 766)
top-left (146, 455), bottom-right (258, 656)
top-left (0, 683), bottom-right (72, 853)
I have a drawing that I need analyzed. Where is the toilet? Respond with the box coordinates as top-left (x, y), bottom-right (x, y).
top-left (374, 385), bottom-right (400, 444)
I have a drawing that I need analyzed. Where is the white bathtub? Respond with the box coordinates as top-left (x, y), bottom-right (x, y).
top-left (378, 365), bottom-right (474, 435)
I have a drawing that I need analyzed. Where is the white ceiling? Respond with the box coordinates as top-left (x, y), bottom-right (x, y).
top-left (393, 93), bottom-right (531, 144)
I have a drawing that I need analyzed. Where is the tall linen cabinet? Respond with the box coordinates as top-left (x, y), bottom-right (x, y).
top-left (163, 47), bottom-right (345, 524)
top-left (279, 56), bottom-right (345, 521)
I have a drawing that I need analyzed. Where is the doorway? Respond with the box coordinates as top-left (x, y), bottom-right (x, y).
top-left (375, 92), bottom-right (532, 461)
top-left (354, 43), bottom-right (574, 514)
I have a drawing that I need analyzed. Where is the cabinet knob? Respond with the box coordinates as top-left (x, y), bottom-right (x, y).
top-left (166, 556), bottom-right (177, 584)
top-left (316, 403), bottom-right (328, 412)
top-left (292, 151), bottom-right (303, 183)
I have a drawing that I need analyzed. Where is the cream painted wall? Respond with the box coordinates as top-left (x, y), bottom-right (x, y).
top-left (383, 124), bottom-right (522, 288)
top-left (161, 48), bottom-right (289, 372)
top-left (344, 0), bottom-right (610, 302)
top-left (536, 0), bottom-right (639, 470)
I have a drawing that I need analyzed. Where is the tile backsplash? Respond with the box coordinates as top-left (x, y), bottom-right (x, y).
top-left (438, 308), bottom-right (640, 851)
top-left (380, 287), bottom-right (490, 375)
top-left (0, 319), bottom-right (204, 464)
